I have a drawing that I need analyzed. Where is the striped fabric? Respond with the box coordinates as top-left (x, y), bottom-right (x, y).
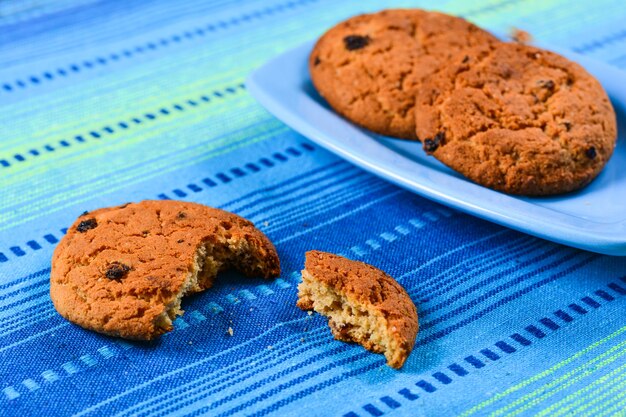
top-left (1, 0), bottom-right (625, 416)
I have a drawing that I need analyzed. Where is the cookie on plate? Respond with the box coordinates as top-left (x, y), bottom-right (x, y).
top-left (50, 200), bottom-right (280, 340)
top-left (309, 9), bottom-right (498, 139)
top-left (415, 42), bottom-right (617, 195)
top-left (297, 250), bottom-right (418, 369)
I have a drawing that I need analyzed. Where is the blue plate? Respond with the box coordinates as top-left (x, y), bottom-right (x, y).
top-left (247, 40), bottom-right (626, 256)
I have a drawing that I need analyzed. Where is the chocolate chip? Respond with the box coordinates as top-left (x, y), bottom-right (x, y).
top-left (314, 56), bottom-right (321, 66)
top-left (343, 35), bottom-right (370, 51)
top-left (76, 218), bottom-right (97, 233)
top-left (423, 132), bottom-right (445, 154)
top-left (105, 262), bottom-right (131, 280)
top-left (119, 203), bottom-right (130, 209)
top-left (586, 146), bottom-right (597, 159)
top-left (538, 80), bottom-right (555, 90)
top-left (563, 121), bottom-right (572, 131)
top-left (177, 239), bottom-right (184, 243)
top-left (462, 55), bottom-right (470, 63)
top-left (177, 211), bottom-right (187, 219)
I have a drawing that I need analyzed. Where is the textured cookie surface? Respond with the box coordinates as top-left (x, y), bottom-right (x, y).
top-left (50, 200), bottom-right (280, 340)
top-left (297, 251), bottom-right (418, 369)
top-left (310, 9), bottom-right (498, 139)
top-left (415, 42), bottom-right (617, 195)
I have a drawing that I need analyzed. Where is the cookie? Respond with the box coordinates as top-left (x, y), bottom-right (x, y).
top-left (50, 200), bottom-right (280, 340)
top-left (297, 251), bottom-right (418, 369)
top-left (415, 42), bottom-right (617, 195)
top-left (309, 9), bottom-right (498, 139)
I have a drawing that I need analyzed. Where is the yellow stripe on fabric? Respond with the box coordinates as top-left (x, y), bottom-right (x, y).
top-left (591, 389), bottom-right (626, 417)
top-left (460, 325), bottom-right (626, 416)
top-left (560, 373), bottom-right (626, 417)
top-left (536, 360), bottom-right (626, 417)
top-left (498, 345), bottom-right (626, 416)
top-left (0, 119), bottom-right (288, 232)
top-left (2, 92), bottom-right (254, 187)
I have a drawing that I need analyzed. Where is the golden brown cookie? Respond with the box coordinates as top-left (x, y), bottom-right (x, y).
top-left (50, 200), bottom-right (280, 340)
top-left (415, 42), bottom-right (617, 195)
top-left (309, 9), bottom-right (498, 139)
top-left (297, 251), bottom-right (418, 369)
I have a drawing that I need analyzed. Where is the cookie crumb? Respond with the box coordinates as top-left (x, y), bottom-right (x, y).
top-left (586, 147), bottom-right (597, 159)
top-left (267, 345), bottom-right (273, 350)
top-left (510, 28), bottom-right (533, 44)
top-left (537, 79), bottom-right (555, 90)
top-left (423, 132), bottom-right (445, 154)
top-left (105, 262), bottom-right (131, 280)
top-left (76, 218), bottom-right (98, 233)
top-left (307, 311), bottom-right (313, 316)
top-left (343, 35), bottom-right (370, 51)
top-left (227, 327), bottom-right (234, 336)
top-left (263, 221), bottom-right (269, 227)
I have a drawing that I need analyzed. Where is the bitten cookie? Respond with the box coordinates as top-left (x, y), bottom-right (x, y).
top-left (297, 251), bottom-right (418, 369)
top-left (50, 200), bottom-right (280, 340)
top-left (310, 9), bottom-right (498, 139)
top-left (415, 42), bottom-right (618, 195)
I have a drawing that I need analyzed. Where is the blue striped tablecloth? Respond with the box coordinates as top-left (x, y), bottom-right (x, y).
top-left (1, 1), bottom-right (625, 416)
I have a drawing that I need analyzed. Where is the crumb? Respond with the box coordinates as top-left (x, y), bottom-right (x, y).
top-left (263, 221), bottom-right (269, 227)
top-left (227, 327), bottom-right (234, 336)
top-left (510, 28), bottom-right (533, 44)
top-left (188, 341), bottom-right (193, 345)
top-left (267, 345), bottom-right (273, 350)
top-left (300, 338), bottom-right (305, 343)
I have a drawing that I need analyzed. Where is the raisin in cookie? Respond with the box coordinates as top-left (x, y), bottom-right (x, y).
top-left (415, 42), bottom-right (617, 195)
top-left (310, 9), bottom-right (498, 139)
top-left (50, 200), bottom-right (280, 340)
top-left (297, 251), bottom-right (418, 369)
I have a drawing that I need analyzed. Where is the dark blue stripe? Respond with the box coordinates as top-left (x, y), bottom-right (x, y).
top-left (415, 254), bottom-right (596, 346)
top-left (554, 310), bottom-right (574, 322)
top-left (510, 333), bottom-right (532, 346)
top-left (539, 318), bottom-right (560, 331)
top-left (225, 162), bottom-right (350, 213)
top-left (415, 380), bottom-right (437, 393)
top-left (419, 246), bottom-right (566, 318)
top-left (380, 396), bottom-right (401, 409)
top-left (480, 349), bottom-right (500, 361)
top-left (362, 404), bottom-right (383, 416)
top-left (432, 372), bottom-right (452, 384)
top-left (215, 357), bottom-right (383, 417)
top-left (241, 170), bottom-right (371, 220)
top-left (448, 363), bottom-right (468, 376)
top-left (465, 356), bottom-right (485, 369)
top-left (398, 388), bottom-right (418, 400)
top-left (608, 283), bottom-right (626, 295)
top-left (495, 341), bottom-right (516, 353)
top-left (594, 290), bottom-right (615, 301)
top-left (581, 296), bottom-right (601, 308)
top-left (569, 303), bottom-right (587, 314)
top-left (414, 237), bottom-right (540, 299)
top-left (525, 325), bottom-right (546, 339)
top-left (0, 268), bottom-right (50, 291)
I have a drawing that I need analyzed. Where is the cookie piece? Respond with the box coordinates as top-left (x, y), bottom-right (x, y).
top-left (297, 251), bottom-right (418, 369)
top-left (50, 200), bottom-right (280, 340)
top-left (415, 42), bottom-right (617, 195)
top-left (310, 9), bottom-right (498, 139)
